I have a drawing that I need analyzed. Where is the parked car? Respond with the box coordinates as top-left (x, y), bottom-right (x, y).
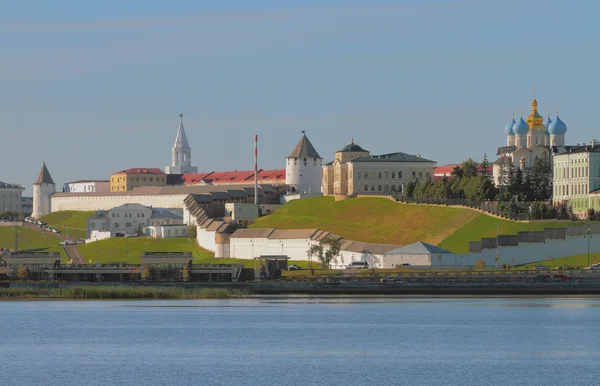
top-left (380, 276), bottom-right (401, 283)
top-left (346, 261), bottom-right (369, 269)
top-left (288, 264), bottom-right (302, 271)
top-left (534, 265), bottom-right (548, 270)
top-left (52, 229), bottom-right (61, 234)
top-left (114, 233), bottom-right (125, 238)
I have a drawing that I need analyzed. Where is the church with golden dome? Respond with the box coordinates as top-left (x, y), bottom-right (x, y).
top-left (493, 90), bottom-right (569, 186)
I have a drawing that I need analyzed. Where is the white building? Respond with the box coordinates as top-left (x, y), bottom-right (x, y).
top-left (285, 132), bottom-right (323, 194)
top-left (108, 203), bottom-right (153, 236)
top-left (165, 113), bottom-right (198, 175)
top-left (32, 162), bottom-right (56, 219)
top-left (63, 180), bottom-right (109, 193)
top-left (147, 224), bottom-right (189, 238)
top-left (0, 181), bottom-right (24, 214)
top-left (225, 203), bottom-right (259, 223)
top-left (493, 94), bottom-right (569, 186)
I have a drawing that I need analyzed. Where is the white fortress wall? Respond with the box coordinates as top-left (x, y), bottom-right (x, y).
top-left (51, 193), bottom-right (188, 212)
top-left (229, 237), bottom-right (316, 260)
top-left (196, 227), bottom-right (217, 253)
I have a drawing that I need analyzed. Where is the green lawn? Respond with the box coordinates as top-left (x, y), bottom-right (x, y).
top-left (39, 210), bottom-right (94, 230)
top-left (251, 196), bottom-right (585, 254)
top-left (56, 227), bottom-right (87, 240)
top-left (76, 237), bottom-right (214, 264)
top-left (0, 226), bottom-right (67, 260)
top-left (251, 196), bottom-right (479, 246)
top-left (438, 215), bottom-right (583, 253)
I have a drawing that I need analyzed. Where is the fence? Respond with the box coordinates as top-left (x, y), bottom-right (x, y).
top-left (395, 196), bottom-right (532, 220)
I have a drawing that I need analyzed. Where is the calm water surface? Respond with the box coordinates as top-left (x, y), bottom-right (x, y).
top-left (1, 296), bottom-right (599, 386)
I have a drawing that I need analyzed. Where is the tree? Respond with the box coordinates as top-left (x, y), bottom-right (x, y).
top-left (480, 153), bottom-right (490, 178)
top-left (404, 180), bottom-right (418, 198)
top-left (462, 158), bottom-right (479, 178)
top-left (136, 223), bottom-right (145, 236)
top-left (529, 156), bottom-right (553, 201)
top-left (588, 208), bottom-right (596, 222)
top-left (307, 238), bottom-right (342, 269)
top-left (511, 168), bottom-right (524, 196)
top-left (188, 224), bottom-right (197, 238)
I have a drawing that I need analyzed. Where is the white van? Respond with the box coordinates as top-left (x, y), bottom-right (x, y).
top-left (347, 261), bottom-right (369, 269)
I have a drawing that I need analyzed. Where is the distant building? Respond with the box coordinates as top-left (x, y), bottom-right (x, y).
top-left (21, 197), bottom-right (33, 214)
top-left (322, 139), bottom-right (436, 196)
top-left (109, 168), bottom-right (166, 192)
top-left (0, 180), bottom-right (24, 214)
top-left (32, 162), bottom-right (56, 219)
top-left (286, 133), bottom-right (323, 194)
top-left (165, 113), bottom-right (198, 175)
top-left (493, 93), bottom-right (569, 186)
top-left (87, 204), bottom-right (184, 238)
top-left (147, 224), bottom-right (189, 238)
top-left (433, 164), bottom-right (493, 180)
top-left (64, 180), bottom-right (109, 193)
top-left (553, 143), bottom-right (600, 217)
top-left (175, 169), bottom-right (285, 186)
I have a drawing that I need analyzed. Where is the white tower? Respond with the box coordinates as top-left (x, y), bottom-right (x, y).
top-left (32, 161), bottom-right (56, 219)
top-left (165, 113), bottom-right (198, 174)
top-left (286, 132), bottom-right (323, 194)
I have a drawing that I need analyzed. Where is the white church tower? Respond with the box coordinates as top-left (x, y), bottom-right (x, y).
top-left (32, 161), bottom-right (56, 219)
top-left (286, 132), bottom-right (323, 194)
top-left (165, 113), bottom-right (198, 174)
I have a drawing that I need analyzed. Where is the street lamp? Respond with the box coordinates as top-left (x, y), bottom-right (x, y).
top-left (587, 228), bottom-right (592, 268)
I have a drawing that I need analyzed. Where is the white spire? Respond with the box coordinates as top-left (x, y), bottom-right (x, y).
top-left (174, 112), bottom-right (190, 149)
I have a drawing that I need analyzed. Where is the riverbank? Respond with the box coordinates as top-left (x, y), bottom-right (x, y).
top-left (0, 286), bottom-right (247, 300)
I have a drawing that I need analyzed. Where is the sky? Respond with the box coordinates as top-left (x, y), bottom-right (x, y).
top-left (2, 0), bottom-right (600, 195)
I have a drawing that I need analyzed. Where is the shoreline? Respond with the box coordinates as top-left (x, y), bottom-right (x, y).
top-left (5, 282), bottom-right (600, 298)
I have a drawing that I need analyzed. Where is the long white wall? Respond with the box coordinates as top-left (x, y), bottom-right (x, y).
top-left (229, 237), bottom-right (316, 260)
top-left (51, 193), bottom-right (187, 212)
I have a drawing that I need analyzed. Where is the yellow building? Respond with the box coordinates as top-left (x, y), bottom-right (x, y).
top-left (109, 168), bottom-right (167, 192)
top-left (322, 139), bottom-right (435, 196)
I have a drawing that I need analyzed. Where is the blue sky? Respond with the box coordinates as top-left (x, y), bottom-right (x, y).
top-left (2, 0), bottom-right (599, 195)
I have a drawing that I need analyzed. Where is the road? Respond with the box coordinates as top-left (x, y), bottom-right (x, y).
top-left (23, 223), bottom-right (84, 264)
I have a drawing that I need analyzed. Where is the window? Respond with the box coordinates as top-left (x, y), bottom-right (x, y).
top-left (364, 185), bottom-right (368, 191)
top-left (141, 213), bottom-right (144, 218)
top-left (398, 171), bottom-right (402, 179)
top-left (419, 171), bottom-right (423, 178)
top-left (114, 223), bottom-right (119, 228)
top-left (378, 172), bottom-right (382, 178)
top-left (112, 213), bottom-right (115, 218)
top-left (371, 185), bottom-right (375, 191)
top-left (412, 171), bottom-right (416, 178)
top-left (364, 172), bottom-right (368, 179)
top-left (126, 222), bottom-right (131, 228)
top-left (294, 159), bottom-right (297, 166)
top-left (384, 171), bottom-right (388, 179)
top-left (378, 185), bottom-right (382, 191)
top-left (150, 177), bottom-right (153, 182)
top-left (137, 213), bottom-right (140, 218)
top-left (391, 172), bottom-right (395, 178)
top-left (117, 213), bottom-right (120, 218)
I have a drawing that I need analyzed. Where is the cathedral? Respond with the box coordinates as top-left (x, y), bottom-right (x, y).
top-left (493, 92), bottom-right (569, 186)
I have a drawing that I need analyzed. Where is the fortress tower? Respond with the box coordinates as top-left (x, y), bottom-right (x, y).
top-left (32, 161), bottom-right (56, 219)
top-left (165, 113), bottom-right (198, 174)
top-left (286, 132), bottom-right (322, 194)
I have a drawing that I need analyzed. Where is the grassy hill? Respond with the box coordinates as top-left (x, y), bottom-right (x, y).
top-left (0, 226), bottom-right (67, 259)
top-left (76, 237), bottom-right (215, 264)
top-left (39, 211), bottom-right (94, 231)
top-left (251, 196), bottom-right (579, 253)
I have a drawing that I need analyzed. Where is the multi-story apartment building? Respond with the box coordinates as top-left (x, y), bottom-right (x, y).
top-left (322, 140), bottom-right (436, 196)
top-left (553, 144), bottom-right (600, 217)
top-left (0, 181), bottom-right (24, 214)
top-left (109, 168), bottom-right (166, 192)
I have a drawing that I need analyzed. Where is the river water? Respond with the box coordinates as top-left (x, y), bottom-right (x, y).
top-left (1, 296), bottom-right (598, 385)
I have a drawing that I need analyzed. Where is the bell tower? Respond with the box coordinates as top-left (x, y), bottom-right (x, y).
top-left (165, 113), bottom-right (198, 174)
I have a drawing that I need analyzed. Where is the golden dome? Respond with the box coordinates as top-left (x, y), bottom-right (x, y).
top-left (526, 96), bottom-right (545, 130)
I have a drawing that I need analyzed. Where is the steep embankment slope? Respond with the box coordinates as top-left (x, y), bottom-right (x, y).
top-left (250, 197), bottom-right (479, 246)
top-left (251, 196), bottom-right (576, 253)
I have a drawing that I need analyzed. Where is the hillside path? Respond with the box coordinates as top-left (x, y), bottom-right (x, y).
top-left (23, 223), bottom-right (83, 264)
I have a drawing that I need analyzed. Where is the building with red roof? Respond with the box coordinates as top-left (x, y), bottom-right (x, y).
top-left (178, 169), bottom-right (286, 186)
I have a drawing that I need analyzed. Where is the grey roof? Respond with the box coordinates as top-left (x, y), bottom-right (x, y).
top-left (385, 241), bottom-right (452, 255)
top-left (34, 162), bottom-right (54, 185)
top-left (287, 134), bottom-right (322, 159)
top-left (339, 142), bottom-right (368, 153)
top-left (230, 228), bottom-right (275, 239)
top-left (351, 152), bottom-right (434, 163)
top-left (110, 203), bottom-right (151, 211)
top-left (174, 114), bottom-right (190, 149)
top-left (225, 189), bottom-right (248, 198)
top-left (0, 181), bottom-right (23, 189)
top-left (151, 208), bottom-right (183, 219)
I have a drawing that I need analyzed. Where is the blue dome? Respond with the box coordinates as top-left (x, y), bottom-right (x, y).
top-left (505, 118), bottom-right (516, 135)
top-left (544, 115), bottom-right (552, 134)
top-left (512, 117), bottom-right (529, 134)
top-left (548, 115), bottom-right (567, 135)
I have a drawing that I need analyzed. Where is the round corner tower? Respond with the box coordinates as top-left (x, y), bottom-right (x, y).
top-left (32, 161), bottom-right (56, 219)
top-left (285, 132), bottom-right (323, 194)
